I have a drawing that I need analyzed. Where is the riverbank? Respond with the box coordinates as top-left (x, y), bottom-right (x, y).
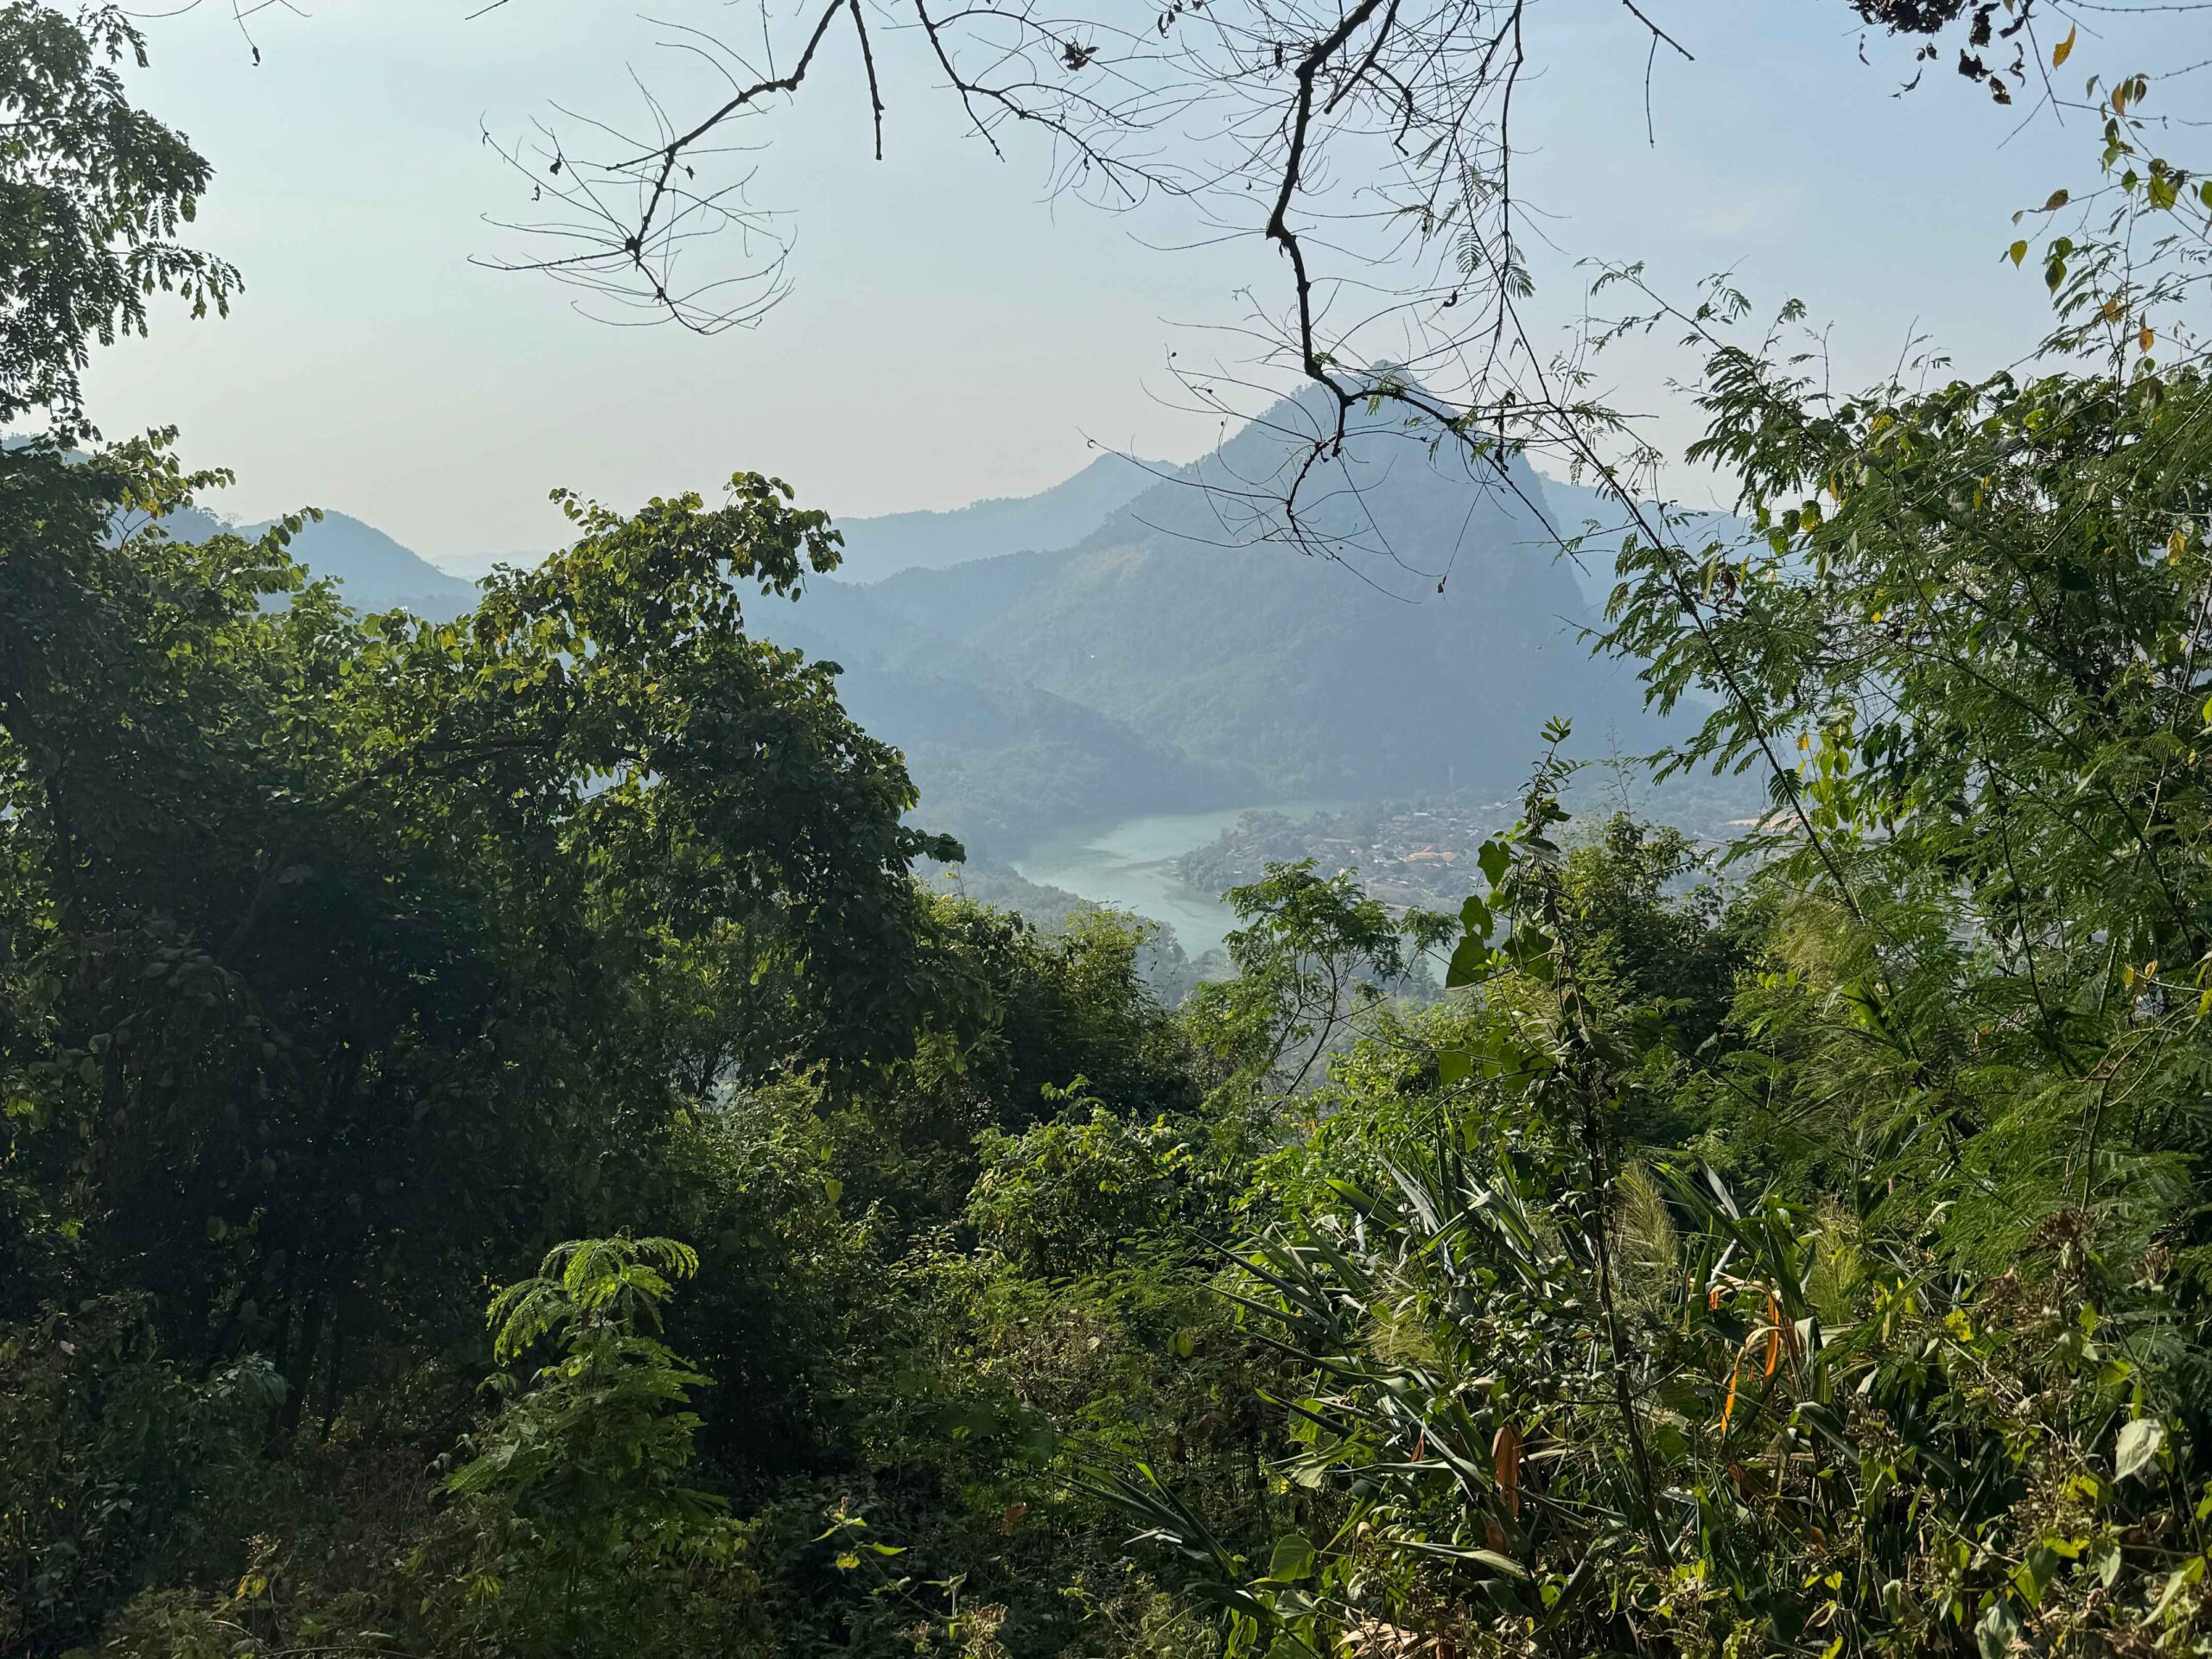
top-left (1008, 803), bottom-right (1345, 963)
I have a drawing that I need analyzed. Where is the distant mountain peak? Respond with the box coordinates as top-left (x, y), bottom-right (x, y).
top-left (156, 501), bottom-right (480, 619)
top-left (113, 400), bottom-right (1727, 861)
top-left (830, 451), bottom-right (1171, 582)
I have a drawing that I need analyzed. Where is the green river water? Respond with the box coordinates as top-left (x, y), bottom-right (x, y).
top-left (1009, 803), bottom-right (1340, 963)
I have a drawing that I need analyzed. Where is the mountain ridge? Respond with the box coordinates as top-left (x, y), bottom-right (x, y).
top-left (157, 395), bottom-right (1712, 856)
top-left (827, 451), bottom-right (1170, 582)
top-left (157, 501), bottom-right (479, 615)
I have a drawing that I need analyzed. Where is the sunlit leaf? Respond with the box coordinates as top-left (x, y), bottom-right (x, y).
top-left (1266, 1533), bottom-right (1316, 1582)
top-left (2115, 1417), bottom-right (2164, 1482)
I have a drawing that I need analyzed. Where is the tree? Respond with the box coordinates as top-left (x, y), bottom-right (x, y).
top-left (438, 1236), bottom-right (759, 1657)
top-left (0, 2), bottom-right (237, 442)
top-left (1603, 342), bottom-right (2212, 1245)
top-left (818, 896), bottom-right (1199, 1234)
top-left (1108, 713), bottom-right (2212, 1659)
top-left (966, 1088), bottom-right (1197, 1278)
top-left (460, 0), bottom-right (2212, 912)
top-left (1185, 860), bottom-right (1448, 1096)
top-left (3, 457), bottom-right (969, 1408)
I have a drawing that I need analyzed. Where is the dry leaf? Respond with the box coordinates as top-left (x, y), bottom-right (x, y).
top-left (1492, 1422), bottom-right (1522, 1517)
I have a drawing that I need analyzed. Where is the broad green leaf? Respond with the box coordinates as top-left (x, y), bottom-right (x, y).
top-left (1266, 1533), bottom-right (1316, 1582)
top-left (1446, 935), bottom-right (1494, 988)
top-left (1477, 838), bottom-right (1510, 887)
top-left (1976, 1600), bottom-right (2021, 1659)
top-left (1459, 892), bottom-right (1493, 938)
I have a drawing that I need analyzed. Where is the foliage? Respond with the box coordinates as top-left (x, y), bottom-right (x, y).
top-left (823, 896), bottom-right (1203, 1235)
top-left (0, 3), bottom-right (237, 439)
top-left (1107, 746), bottom-right (2212, 1658)
top-left (433, 1236), bottom-right (760, 1657)
top-left (967, 1087), bottom-right (1203, 1278)
top-left (1185, 861), bottom-right (1450, 1096)
top-left (0, 418), bottom-right (961, 1406)
top-left (0, 1295), bottom-right (281, 1652)
top-left (14, 16), bottom-right (2212, 1659)
top-left (1140, 1137), bottom-right (2202, 1657)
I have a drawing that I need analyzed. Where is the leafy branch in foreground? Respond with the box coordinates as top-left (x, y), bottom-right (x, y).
top-left (0, 2), bottom-right (238, 441)
top-left (435, 1236), bottom-right (747, 1654)
top-left (1105, 763), bottom-right (2209, 1657)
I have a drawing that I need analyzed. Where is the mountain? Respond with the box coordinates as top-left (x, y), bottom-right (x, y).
top-left (134, 392), bottom-right (1713, 860)
top-left (429, 550), bottom-right (543, 584)
top-left (155, 502), bottom-right (479, 617)
top-left (755, 576), bottom-right (1248, 850)
top-left (829, 452), bottom-right (1167, 582)
top-left (1530, 471), bottom-right (1745, 605)
top-left (32, 434), bottom-right (483, 615)
top-left (847, 388), bottom-right (1670, 823)
top-left (256, 512), bottom-right (479, 615)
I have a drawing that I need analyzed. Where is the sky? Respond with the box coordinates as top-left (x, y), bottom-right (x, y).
top-left (68, 0), bottom-right (2199, 564)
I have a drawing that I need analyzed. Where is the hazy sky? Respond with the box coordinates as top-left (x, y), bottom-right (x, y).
top-left (70, 0), bottom-right (2193, 563)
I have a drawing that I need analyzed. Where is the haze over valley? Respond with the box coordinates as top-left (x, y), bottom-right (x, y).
top-left (199, 387), bottom-right (1738, 958)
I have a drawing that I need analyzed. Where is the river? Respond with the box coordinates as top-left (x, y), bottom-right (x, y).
top-left (1010, 803), bottom-right (1340, 963)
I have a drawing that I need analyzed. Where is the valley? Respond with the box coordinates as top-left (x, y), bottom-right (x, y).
top-left (20, 11), bottom-right (2209, 1652)
top-left (214, 388), bottom-right (1754, 960)
top-left (1007, 801), bottom-right (1347, 964)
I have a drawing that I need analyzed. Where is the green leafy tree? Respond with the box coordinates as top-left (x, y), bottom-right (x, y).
top-left (436, 1236), bottom-right (760, 1656)
top-left (0, 2), bottom-right (238, 440)
top-left (965, 1084), bottom-right (1198, 1278)
top-left (823, 897), bottom-right (1198, 1235)
top-left (1113, 752), bottom-right (2211, 1659)
top-left (1605, 343), bottom-right (2212, 1257)
top-left (2, 457), bottom-right (964, 1414)
top-left (0, 1294), bottom-right (283, 1652)
top-left (1185, 861), bottom-right (1450, 1096)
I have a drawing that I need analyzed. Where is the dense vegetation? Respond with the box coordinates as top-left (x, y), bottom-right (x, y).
top-left (152, 410), bottom-right (1700, 860)
top-left (8, 8), bottom-right (2212, 1659)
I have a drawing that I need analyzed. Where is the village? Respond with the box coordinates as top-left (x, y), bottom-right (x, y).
top-left (1173, 800), bottom-right (1524, 912)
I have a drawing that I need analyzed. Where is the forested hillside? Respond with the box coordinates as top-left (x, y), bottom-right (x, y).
top-left (881, 442), bottom-right (1627, 775)
top-left (801, 401), bottom-right (1674, 849)
top-left (746, 573), bottom-right (1253, 851)
top-left (149, 501), bottom-right (479, 617)
top-left (9, 9), bottom-right (2212, 1659)
top-left (238, 415), bottom-right (1675, 856)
